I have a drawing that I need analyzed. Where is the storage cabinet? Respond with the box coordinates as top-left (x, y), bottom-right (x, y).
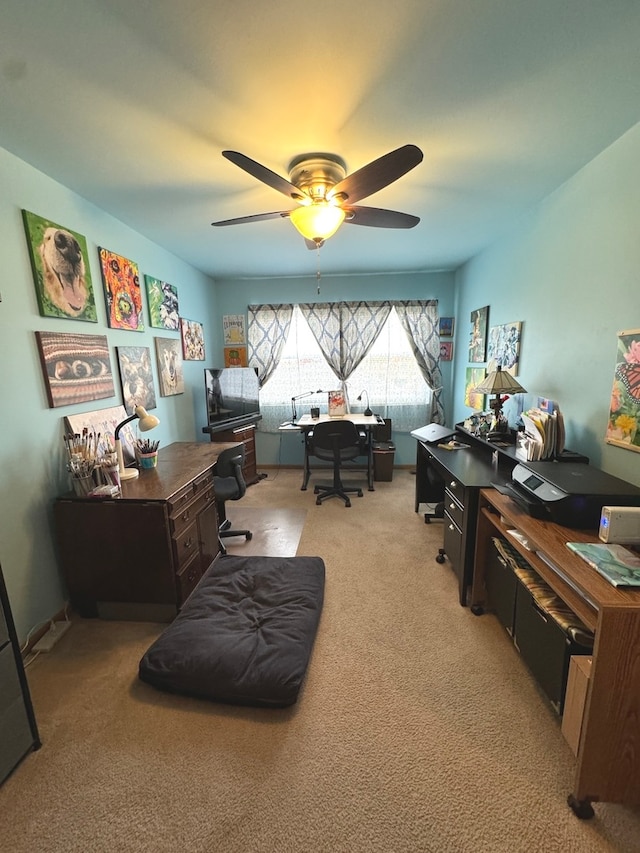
top-left (473, 488), bottom-right (640, 817)
top-left (54, 442), bottom-right (236, 621)
top-left (0, 564), bottom-right (40, 785)
top-left (204, 418), bottom-right (261, 485)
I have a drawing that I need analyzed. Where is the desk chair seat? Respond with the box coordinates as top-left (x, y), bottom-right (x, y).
top-left (310, 420), bottom-right (364, 507)
top-left (214, 445), bottom-right (253, 555)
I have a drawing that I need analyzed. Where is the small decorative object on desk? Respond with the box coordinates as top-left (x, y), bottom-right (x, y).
top-left (137, 438), bottom-right (159, 469)
top-left (328, 390), bottom-right (346, 417)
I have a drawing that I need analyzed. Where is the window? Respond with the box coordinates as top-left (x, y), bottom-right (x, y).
top-left (259, 306), bottom-right (432, 432)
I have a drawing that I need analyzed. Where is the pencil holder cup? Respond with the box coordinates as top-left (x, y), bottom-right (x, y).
top-left (139, 451), bottom-right (158, 469)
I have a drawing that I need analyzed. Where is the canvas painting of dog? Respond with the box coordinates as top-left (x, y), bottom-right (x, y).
top-left (22, 210), bottom-right (97, 321)
top-left (116, 346), bottom-right (157, 415)
top-left (155, 337), bottom-right (184, 397)
top-left (145, 275), bottom-right (180, 330)
top-left (99, 247), bottom-right (144, 331)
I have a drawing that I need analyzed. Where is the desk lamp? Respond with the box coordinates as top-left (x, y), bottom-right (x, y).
top-left (357, 389), bottom-right (372, 416)
top-left (473, 366), bottom-right (526, 433)
top-left (115, 406), bottom-right (160, 480)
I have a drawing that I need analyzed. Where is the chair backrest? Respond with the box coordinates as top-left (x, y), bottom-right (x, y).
top-left (311, 420), bottom-right (361, 461)
top-left (214, 444), bottom-right (247, 500)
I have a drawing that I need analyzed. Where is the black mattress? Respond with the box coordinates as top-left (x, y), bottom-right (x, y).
top-left (139, 554), bottom-right (325, 707)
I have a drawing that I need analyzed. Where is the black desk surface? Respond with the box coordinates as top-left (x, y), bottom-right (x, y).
top-left (424, 442), bottom-right (510, 488)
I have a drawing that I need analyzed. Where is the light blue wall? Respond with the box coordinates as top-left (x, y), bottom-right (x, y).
top-left (0, 147), bottom-right (219, 640)
top-left (213, 272), bottom-right (456, 468)
top-left (453, 122), bottom-right (640, 486)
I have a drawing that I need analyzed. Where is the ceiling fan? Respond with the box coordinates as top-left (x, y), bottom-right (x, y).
top-left (211, 144), bottom-right (424, 248)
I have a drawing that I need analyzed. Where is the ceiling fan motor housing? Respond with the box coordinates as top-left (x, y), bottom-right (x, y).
top-left (288, 153), bottom-right (347, 201)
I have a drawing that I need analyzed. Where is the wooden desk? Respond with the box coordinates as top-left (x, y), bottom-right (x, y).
top-left (54, 442), bottom-right (238, 621)
top-left (473, 488), bottom-right (640, 817)
top-left (283, 414), bottom-right (381, 492)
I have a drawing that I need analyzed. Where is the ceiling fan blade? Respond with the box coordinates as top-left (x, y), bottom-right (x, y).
top-left (211, 211), bottom-right (292, 227)
top-left (222, 151), bottom-right (305, 201)
top-left (329, 145), bottom-right (423, 205)
top-left (343, 205), bottom-right (420, 229)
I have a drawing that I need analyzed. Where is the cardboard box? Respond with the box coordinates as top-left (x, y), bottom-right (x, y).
top-left (561, 655), bottom-right (592, 755)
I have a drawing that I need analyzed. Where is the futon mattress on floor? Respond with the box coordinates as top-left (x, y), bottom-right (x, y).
top-left (139, 554), bottom-right (325, 707)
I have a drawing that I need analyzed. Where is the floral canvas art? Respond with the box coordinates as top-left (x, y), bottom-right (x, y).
top-left (606, 328), bottom-right (640, 453)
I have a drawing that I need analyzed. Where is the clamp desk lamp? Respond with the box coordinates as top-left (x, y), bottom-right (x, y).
top-left (114, 405), bottom-right (160, 480)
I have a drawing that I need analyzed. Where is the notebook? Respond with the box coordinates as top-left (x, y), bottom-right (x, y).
top-left (566, 541), bottom-right (640, 587)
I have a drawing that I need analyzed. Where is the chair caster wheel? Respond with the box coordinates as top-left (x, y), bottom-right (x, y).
top-left (246, 532), bottom-right (253, 541)
top-left (313, 486), bottom-right (320, 495)
top-left (357, 490), bottom-right (363, 497)
top-left (345, 499), bottom-right (351, 507)
top-left (470, 605), bottom-right (484, 616)
top-left (316, 497), bottom-right (322, 505)
top-left (435, 548), bottom-right (446, 564)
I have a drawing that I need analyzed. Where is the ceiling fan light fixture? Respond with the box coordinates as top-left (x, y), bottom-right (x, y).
top-left (289, 203), bottom-right (346, 242)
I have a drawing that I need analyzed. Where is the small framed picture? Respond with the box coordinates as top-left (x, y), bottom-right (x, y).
top-left (145, 275), bottom-right (179, 330)
top-left (155, 337), bottom-right (184, 396)
top-left (328, 390), bottom-right (346, 417)
top-left (469, 306), bottom-right (489, 363)
top-left (439, 317), bottom-right (454, 337)
top-left (224, 346), bottom-right (248, 367)
top-left (116, 345), bottom-right (156, 414)
top-left (439, 341), bottom-right (453, 361)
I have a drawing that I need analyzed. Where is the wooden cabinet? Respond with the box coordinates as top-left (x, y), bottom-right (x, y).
top-left (203, 418), bottom-right (261, 485)
top-left (0, 564), bottom-right (40, 784)
top-left (473, 489), bottom-right (640, 817)
top-left (54, 442), bottom-right (237, 621)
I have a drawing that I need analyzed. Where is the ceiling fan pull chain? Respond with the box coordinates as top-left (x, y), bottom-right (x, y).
top-left (316, 245), bottom-right (321, 294)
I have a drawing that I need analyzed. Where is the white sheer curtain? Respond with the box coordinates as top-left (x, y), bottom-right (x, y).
top-left (254, 305), bottom-right (436, 433)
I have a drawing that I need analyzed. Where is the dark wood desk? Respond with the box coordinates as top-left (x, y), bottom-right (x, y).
top-left (54, 442), bottom-right (238, 621)
top-left (414, 431), bottom-right (517, 605)
top-left (473, 488), bottom-right (640, 817)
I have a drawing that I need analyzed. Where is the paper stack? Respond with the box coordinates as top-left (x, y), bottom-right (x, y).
top-left (516, 399), bottom-right (565, 461)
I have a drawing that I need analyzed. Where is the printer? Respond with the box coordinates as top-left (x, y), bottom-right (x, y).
top-left (500, 460), bottom-right (640, 529)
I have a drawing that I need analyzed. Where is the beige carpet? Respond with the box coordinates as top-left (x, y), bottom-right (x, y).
top-left (1, 470), bottom-right (639, 852)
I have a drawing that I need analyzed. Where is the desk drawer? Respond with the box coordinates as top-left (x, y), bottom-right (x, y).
top-left (169, 488), bottom-right (214, 538)
top-left (167, 472), bottom-right (214, 520)
top-left (172, 521), bottom-right (199, 570)
top-left (443, 512), bottom-right (463, 577)
top-left (444, 476), bottom-right (464, 505)
top-left (176, 552), bottom-right (203, 605)
top-left (444, 489), bottom-right (464, 530)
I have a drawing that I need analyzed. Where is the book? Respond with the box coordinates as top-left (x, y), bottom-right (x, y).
top-left (566, 541), bottom-right (640, 587)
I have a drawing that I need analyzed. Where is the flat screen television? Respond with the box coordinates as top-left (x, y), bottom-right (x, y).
top-left (205, 367), bottom-right (260, 429)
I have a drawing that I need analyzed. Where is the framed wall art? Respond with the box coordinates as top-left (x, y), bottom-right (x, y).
top-left (224, 346), bottom-right (248, 367)
top-left (144, 275), bottom-right (179, 330)
top-left (116, 346), bottom-right (156, 415)
top-left (468, 306), bottom-right (489, 363)
top-left (464, 367), bottom-right (486, 411)
top-left (22, 210), bottom-right (97, 322)
top-left (605, 328), bottom-right (640, 453)
top-left (65, 405), bottom-right (137, 464)
top-left (223, 314), bottom-right (246, 345)
top-left (487, 321), bottom-right (522, 375)
top-left (439, 316), bottom-right (454, 337)
top-left (155, 337), bottom-right (184, 396)
top-left (439, 341), bottom-right (453, 362)
top-left (99, 247), bottom-right (144, 331)
top-left (35, 331), bottom-right (114, 408)
top-left (180, 318), bottom-right (206, 361)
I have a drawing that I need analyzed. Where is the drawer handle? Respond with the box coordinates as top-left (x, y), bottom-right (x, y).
top-left (450, 480), bottom-right (458, 488)
top-left (449, 502), bottom-right (456, 511)
top-left (183, 537), bottom-right (193, 550)
top-left (181, 510), bottom-right (191, 522)
top-left (448, 523), bottom-right (455, 531)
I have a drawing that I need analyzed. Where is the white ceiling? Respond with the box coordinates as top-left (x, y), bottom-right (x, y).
top-left (1, 1), bottom-right (639, 280)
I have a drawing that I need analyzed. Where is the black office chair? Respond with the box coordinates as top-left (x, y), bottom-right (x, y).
top-left (310, 420), bottom-right (364, 507)
top-left (213, 445), bottom-right (253, 555)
